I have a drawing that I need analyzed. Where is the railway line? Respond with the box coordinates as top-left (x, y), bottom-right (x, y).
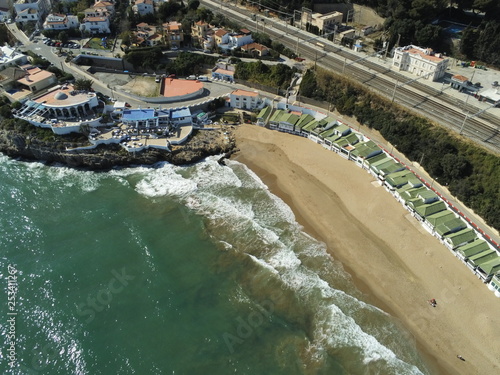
top-left (201, 0), bottom-right (500, 153)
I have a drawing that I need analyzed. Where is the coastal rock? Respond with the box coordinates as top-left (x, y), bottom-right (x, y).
top-left (0, 126), bottom-right (236, 170)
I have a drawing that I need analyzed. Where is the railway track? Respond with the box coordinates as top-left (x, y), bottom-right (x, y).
top-left (201, 0), bottom-right (500, 153)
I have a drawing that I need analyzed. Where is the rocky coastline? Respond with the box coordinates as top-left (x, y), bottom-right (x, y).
top-left (0, 123), bottom-right (237, 170)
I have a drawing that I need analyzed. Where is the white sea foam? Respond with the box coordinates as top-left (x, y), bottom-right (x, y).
top-left (135, 165), bottom-right (197, 198)
top-left (247, 253), bottom-right (280, 275)
top-left (189, 156), bottom-right (243, 190)
top-left (185, 160), bottom-right (426, 373)
top-left (227, 159), bottom-right (269, 190)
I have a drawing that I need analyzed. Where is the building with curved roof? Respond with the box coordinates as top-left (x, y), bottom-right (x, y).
top-left (14, 84), bottom-right (102, 134)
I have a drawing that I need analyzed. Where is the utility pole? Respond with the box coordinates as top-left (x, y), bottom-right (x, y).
top-left (391, 79), bottom-right (399, 103)
top-left (459, 112), bottom-right (469, 134)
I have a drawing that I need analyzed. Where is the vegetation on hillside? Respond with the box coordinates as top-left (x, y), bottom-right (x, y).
top-left (124, 47), bottom-right (164, 69)
top-left (300, 68), bottom-right (500, 231)
top-left (165, 52), bottom-right (218, 75)
top-left (235, 61), bottom-right (295, 89)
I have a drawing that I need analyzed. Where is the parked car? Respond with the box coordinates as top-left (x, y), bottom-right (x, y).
top-left (125, 102), bottom-right (131, 107)
top-left (187, 75), bottom-right (196, 80)
top-left (197, 76), bottom-right (209, 82)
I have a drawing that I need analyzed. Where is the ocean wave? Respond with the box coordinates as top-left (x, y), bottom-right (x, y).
top-left (164, 158), bottom-right (429, 375)
top-left (134, 164), bottom-right (197, 198)
top-left (0, 154), bottom-right (429, 374)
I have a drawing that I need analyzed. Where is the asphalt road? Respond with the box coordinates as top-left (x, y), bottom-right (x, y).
top-left (5, 21), bottom-right (499, 245)
top-left (7, 24), bottom-right (248, 109)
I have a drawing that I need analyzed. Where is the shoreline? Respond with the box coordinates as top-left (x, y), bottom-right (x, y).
top-left (236, 155), bottom-right (444, 375)
top-left (231, 124), bottom-right (500, 375)
top-left (0, 127), bottom-right (236, 170)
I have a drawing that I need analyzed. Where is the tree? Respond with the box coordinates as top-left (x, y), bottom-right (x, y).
top-left (74, 78), bottom-right (94, 91)
top-left (0, 105), bottom-right (12, 119)
top-left (415, 24), bottom-right (442, 49)
top-left (58, 31), bottom-right (69, 43)
top-left (188, 0), bottom-right (200, 10)
top-left (460, 27), bottom-right (478, 58)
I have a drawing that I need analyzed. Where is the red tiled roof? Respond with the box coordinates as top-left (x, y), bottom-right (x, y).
top-left (215, 29), bottom-right (228, 37)
top-left (407, 48), bottom-right (444, 63)
top-left (231, 89), bottom-right (258, 97)
top-left (452, 74), bottom-right (469, 82)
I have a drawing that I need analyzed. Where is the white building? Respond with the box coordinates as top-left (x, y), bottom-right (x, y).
top-left (14, 0), bottom-right (50, 25)
top-left (93, 1), bottom-right (114, 14)
top-left (79, 2), bottom-right (113, 34)
top-left (80, 15), bottom-right (110, 34)
top-left (43, 13), bottom-right (80, 30)
top-left (0, 45), bottom-right (28, 70)
top-left (15, 7), bottom-right (38, 23)
top-left (392, 45), bottom-right (449, 82)
top-left (132, 0), bottom-right (154, 16)
top-left (301, 10), bottom-right (342, 33)
top-left (229, 89), bottom-right (262, 110)
top-left (227, 33), bottom-right (253, 49)
top-left (0, 1), bottom-right (12, 23)
top-left (14, 84), bottom-right (102, 134)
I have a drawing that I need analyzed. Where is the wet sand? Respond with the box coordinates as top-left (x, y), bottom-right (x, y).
top-left (231, 124), bottom-right (500, 375)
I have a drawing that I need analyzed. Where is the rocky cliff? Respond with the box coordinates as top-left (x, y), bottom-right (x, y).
top-left (0, 124), bottom-right (236, 170)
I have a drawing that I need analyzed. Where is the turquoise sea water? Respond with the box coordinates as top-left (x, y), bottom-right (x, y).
top-left (0, 154), bottom-right (431, 374)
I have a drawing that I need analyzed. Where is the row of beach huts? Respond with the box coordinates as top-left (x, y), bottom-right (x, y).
top-left (256, 102), bottom-right (500, 297)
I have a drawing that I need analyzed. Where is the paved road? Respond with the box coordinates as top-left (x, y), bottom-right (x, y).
top-left (6, 23), bottom-right (253, 110)
top-left (6, 21), bottom-right (500, 246)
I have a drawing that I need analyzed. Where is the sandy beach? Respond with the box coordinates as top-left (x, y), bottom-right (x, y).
top-left (231, 124), bottom-right (500, 375)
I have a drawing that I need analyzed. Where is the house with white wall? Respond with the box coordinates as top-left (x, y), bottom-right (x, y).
top-left (0, 0), bottom-right (11, 23)
top-left (392, 45), bottom-right (449, 82)
top-left (227, 32), bottom-right (253, 49)
top-left (132, 0), bottom-right (154, 16)
top-left (80, 1), bottom-right (113, 34)
top-left (229, 89), bottom-right (262, 110)
top-left (43, 13), bottom-right (80, 30)
top-left (0, 45), bottom-right (28, 70)
top-left (14, 0), bottom-right (50, 26)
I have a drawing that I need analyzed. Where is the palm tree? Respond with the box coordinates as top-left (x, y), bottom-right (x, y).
top-left (74, 78), bottom-right (94, 91)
